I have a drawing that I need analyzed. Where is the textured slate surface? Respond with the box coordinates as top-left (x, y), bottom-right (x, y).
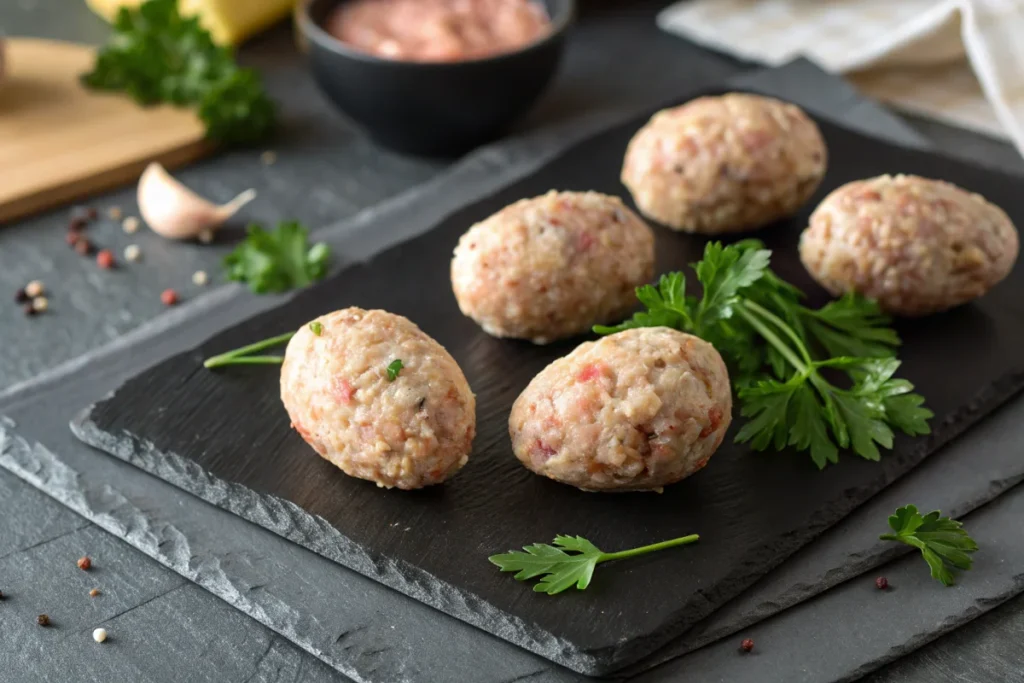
top-left (4, 0), bottom-right (1024, 676)
top-left (75, 88), bottom-right (1024, 674)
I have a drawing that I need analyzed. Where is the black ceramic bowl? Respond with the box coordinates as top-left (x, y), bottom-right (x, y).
top-left (297, 0), bottom-right (574, 156)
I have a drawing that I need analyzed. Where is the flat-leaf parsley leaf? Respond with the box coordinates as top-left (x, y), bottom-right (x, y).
top-left (81, 0), bottom-right (276, 145)
top-left (223, 222), bottom-right (330, 294)
top-left (596, 241), bottom-right (932, 468)
top-left (880, 505), bottom-right (978, 586)
top-left (489, 533), bottom-right (699, 595)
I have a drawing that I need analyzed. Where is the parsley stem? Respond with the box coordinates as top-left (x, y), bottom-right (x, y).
top-left (742, 299), bottom-right (814, 367)
top-left (599, 534), bottom-right (700, 562)
top-left (204, 355), bottom-right (285, 367)
top-left (736, 302), bottom-right (809, 375)
top-left (203, 332), bottom-right (295, 369)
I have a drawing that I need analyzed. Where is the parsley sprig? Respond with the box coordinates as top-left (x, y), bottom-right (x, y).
top-left (224, 221), bottom-right (330, 294)
top-left (81, 0), bottom-right (276, 145)
top-left (880, 505), bottom-right (978, 586)
top-left (596, 241), bottom-right (932, 468)
top-left (489, 534), bottom-right (699, 595)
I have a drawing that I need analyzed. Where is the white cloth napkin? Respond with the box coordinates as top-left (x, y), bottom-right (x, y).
top-left (658, 0), bottom-right (1024, 157)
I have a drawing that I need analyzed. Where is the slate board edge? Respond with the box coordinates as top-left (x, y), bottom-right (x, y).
top-left (70, 330), bottom-right (1024, 675)
top-left (69, 412), bottom-right (605, 673)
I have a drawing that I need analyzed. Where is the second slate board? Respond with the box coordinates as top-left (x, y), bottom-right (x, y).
top-left (76, 88), bottom-right (1024, 676)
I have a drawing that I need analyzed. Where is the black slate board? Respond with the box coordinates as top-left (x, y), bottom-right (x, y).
top-left (79, 87), bottom-right (1024, 676)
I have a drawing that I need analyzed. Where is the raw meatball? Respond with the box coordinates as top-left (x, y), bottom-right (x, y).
top-left (509, 327), bottom-right (732, 492)
top-left (621, 93), bottom-right (827, 234)
top-left (799, 174), bottom-right (1019, 316)
top-left (451, 191), bottom-right (656, 344)
top-left (280, 308), bottom-right (476, 489)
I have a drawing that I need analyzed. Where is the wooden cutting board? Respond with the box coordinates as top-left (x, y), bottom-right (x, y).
top-left (0, 38), bottom-right (213, 225)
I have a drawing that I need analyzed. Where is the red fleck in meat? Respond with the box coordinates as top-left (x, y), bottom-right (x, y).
top-left (577, 362), bottom-right (608, 382)
top-left (333, 378), bottom-right (355, 404)
top-left (533, 440), bottom-right (557, 465)
top-left (700, 406), bottom-right (723, 438)
top-left (577, 232), bottom-right (595, 252)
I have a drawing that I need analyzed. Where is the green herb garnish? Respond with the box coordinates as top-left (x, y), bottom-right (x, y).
top-left (880, 505), bottom-right (978, 586)
top-left (386, 359), bottom-right (404, 381)
top-left (81, 0), bottom-right (276, 145)
top-left (203, 331), bottom-right (293, 369)
top-left (596, 241), bottom-right (932, 468)
top-left (309, 321), bottom-right (323, 336)
top-left (490, 534), bottom-right (699, 595)
top-left (224, 222), bottom-right (330, 294)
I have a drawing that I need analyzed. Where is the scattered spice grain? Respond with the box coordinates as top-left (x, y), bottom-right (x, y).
top-left (69, 216), bottom-right (88, 232)
top-left (740, 639), bottom-right (754, 653)
top-left (122, 216), bottom-right (140, 234)
top-left (108, 206), bottom-right (123, 220)
top-left (14, 288), bottom-right (28, 303)
top-left (85, 206), bottom-right (98, 221)
top-left (75, 238), bottom-right (94, 256)
top-left (161, 289), bottom-right (179, 306)
top-left (89, 589), bottom-right (101, 597)
top-left (37, 614), bottom-right (50, 626)
top-left (124, 245), bottom-right (141, 262)
top-left (77, 556), bottom-right (92, 570)
top-left (66, 232), bottom-right (81, 246)
top-left (25, 281), bottom-right (44, 298)
top-left (876, 576), bottom-right (889, 590)
top-left (96, 250), bottom-right (115, 269)
top-left (32, 297), bottom-right (49, 313)
top-left (191, 270), bottom-right (208, 286)
top-left (93, 628), bottom-right (108, 643)
top-left (23, 304), bottom-right (37, 317)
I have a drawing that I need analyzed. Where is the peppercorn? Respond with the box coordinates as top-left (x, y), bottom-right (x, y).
top-left (192, 270), bottom-right (208, 286)
top-left (876, 576), bottom-right (888, 590)
top-left (89, 588), bottom-right (100, 597)
top-left (66, 232), bottom-right (81, 246)
top-left (124, 245), bottom-right (141, 263)
top-left (37, 614), bottom-right (50, 626)
top-left (161, 289), bottom-right (179, 306)
top-left (85, 206), bottom-right (98, 221)
top-left (740, 638), bottom-right (754, 653)
top-left (69, 216), bottom-right (87, 232)
top-left (25, 281), bottom-right (44, 298)
top-left (93, 628), bottom-right (108, 643)
top-left (23, 304), bottom-right (37, 317)
top-left (75, 238), bottom-right (93, 256)
top-left (0, 589), bottom-right (5, 599)
top-left (77, 556), bottom-right (92, 570)
top-left (32, 297), bottom-right (49, 313)
top-left (96, 250), bottom-right (115, 269)
top-left (14, 288), bottom-right (28, 303)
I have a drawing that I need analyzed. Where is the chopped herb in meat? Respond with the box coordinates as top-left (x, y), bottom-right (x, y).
top-left (387, 359), bottom-right (404, 381)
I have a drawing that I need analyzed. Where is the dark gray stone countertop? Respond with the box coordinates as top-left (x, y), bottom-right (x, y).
top-left (2, 1), bottom-right (1024, 682)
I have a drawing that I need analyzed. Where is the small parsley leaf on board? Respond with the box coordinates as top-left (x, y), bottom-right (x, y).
top-left (880, 505), bottom-right (978, 586)
top-left (489, 533), bottom-right (699, 595)
top-left (223, 222), bottom-right (329, 294)
top-left (81, 0), bottom-right (276, 145)
top-left (386, 359), bottom-right (404, 381)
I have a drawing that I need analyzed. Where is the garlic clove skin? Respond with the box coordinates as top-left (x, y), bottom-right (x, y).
top-left (137, 162), bottom-right (256, 241)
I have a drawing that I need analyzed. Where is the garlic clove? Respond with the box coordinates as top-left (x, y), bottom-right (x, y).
top-left (137, 162), bottom-right (256, 241)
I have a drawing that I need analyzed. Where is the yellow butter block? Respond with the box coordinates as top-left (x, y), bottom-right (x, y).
top-left (85, 0), bottom-right (294, 45)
